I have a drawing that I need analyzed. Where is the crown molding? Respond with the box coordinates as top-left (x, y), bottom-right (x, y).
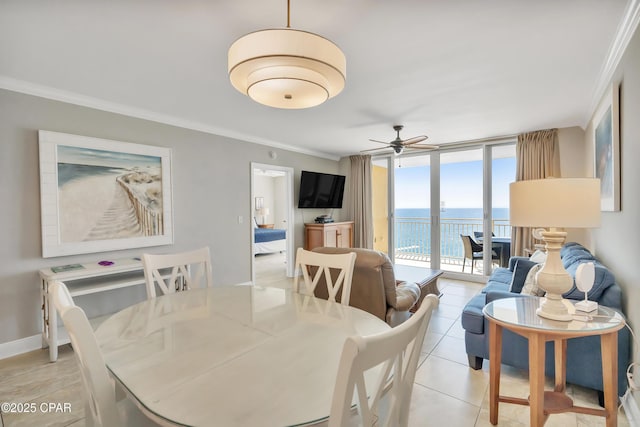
top-left (0, 76), bottom-right (340, 162)
top-left (583, 0), bottom-right (640, 127)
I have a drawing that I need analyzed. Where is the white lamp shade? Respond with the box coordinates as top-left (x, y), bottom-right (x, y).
top-left (509, 178), bottom-right (601, 228)
top-left (228, 29), bottom-right (346, 109)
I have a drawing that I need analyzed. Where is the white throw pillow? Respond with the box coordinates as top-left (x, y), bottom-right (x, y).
top-left (521, 263), bottom-right (545, 296)
top-left (529, 250), bottom-right (547, 264)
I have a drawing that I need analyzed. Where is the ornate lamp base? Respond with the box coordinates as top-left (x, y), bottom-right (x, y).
top-left (536, 229), bottom-right (573, 322)
top-left (536, 295), bottom-right (573, 321)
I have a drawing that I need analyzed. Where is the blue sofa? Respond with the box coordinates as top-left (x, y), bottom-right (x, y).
top-left (461, 242), bottom-right (630, 397)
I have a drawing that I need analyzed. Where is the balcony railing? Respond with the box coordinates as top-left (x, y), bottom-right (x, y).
top-left (394, 217), bottom-right (511, 266)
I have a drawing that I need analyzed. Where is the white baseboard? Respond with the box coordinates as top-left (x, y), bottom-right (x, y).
top-left (0, 334), bottom-right (43, 360)
top-left (622, 391), bottom-right (640, 426)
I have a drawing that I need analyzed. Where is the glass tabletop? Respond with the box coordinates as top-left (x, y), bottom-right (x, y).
top-left (483, 296), bottom-right (623, 333)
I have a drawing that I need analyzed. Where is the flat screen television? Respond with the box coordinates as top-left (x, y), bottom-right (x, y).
top-left (298, 171), bottom-right (345, 209)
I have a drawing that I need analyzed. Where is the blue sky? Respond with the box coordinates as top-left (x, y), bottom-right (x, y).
top-left (394, 157), bottom-right (516, 209)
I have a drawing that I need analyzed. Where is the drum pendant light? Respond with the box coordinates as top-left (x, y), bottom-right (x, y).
top-left (228, 0), bottom-right (346, 109)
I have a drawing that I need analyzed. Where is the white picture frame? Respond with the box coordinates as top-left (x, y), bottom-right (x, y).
top-left (39, 131), bottom-right (174, 257)
top-left (593, 84), bottom-right (621, 212)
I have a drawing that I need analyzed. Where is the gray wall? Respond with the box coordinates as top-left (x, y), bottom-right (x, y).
top-left (0, 89), bottom-right (342, 345)
top-left (586, 24), bottom-right (640, 405)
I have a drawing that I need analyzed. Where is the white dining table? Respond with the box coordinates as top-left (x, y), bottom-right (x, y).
top-left (94, 285), bottom-right (390, 427)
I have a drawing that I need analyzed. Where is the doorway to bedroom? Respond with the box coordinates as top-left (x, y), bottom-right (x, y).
top-left (251, 163), bottom-right (295, 286)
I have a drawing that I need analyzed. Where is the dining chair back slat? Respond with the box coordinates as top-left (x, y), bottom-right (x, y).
top-left (49, 281), bottom-right (121, 427)
top-left (328, 294), bottom-right (439, 427)
top-left (50, 281), bottom-right (161, 427)
top-left (293, 248), bottom-right (357, 306)
top-left (142, 247), bottom-right (213, 299)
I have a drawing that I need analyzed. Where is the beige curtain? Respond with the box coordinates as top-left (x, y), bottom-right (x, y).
top-left (348, 155), bottom-right (374, 248)
top-left (512, 129), bottom-right (560, 256)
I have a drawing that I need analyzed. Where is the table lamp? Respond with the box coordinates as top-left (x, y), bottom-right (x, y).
top-left (509, 178), bottom-right (600, 321)
top-left (259, 207), bottom-right (270, 225)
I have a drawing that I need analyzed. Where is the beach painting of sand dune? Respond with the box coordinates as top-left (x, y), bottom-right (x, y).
top-left (39, 131), bottom-right (173, 257)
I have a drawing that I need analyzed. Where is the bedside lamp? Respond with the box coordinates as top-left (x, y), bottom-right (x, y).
top-left (259, 208), bottom-right (270, 225)
top-left (509, 178), bottom-right (600, 321)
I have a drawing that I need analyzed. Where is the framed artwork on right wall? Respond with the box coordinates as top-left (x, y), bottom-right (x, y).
top-left (593, 83), bottom-right (621, 212)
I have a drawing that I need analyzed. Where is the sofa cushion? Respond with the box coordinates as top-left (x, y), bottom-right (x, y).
top-left (563, 261), bottom-right (616, 301)
top-left (521, 263), bottom-right (545, 296)
top-left (529, 250), bottom-right (547, 264)
top-left (461, 294), bottom-right (486, 334)
top-left (482, 282), bottom-right (510, 294)
top-left (488, 267), bottom-right (513, 286)
top-left (561, 244), bottom-right (596, 269)
top-left (509, 259), bottom-right (538, 293)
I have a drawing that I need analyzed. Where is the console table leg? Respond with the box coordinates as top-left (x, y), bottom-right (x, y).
top-left (48, 289), bottom-right (58, 362)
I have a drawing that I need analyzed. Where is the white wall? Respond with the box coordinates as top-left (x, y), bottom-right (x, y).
top-left (0, 89), bottom-right (343, 348)
top-left (558, 126), bottom-right (588, 177)
top-left (253, 175), bottom-right (276, 226)
top-left (586, 23), bottom-right (640, 408)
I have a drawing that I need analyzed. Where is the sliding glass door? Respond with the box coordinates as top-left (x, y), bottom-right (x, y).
top-left (440, 149), bottom-right (484, 274)
top-left (393, 155), bottom-right (432, 265)
top-left (372, 142), bottom-right (516, 277)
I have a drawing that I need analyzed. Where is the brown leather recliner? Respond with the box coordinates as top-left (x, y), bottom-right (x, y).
top-left (311, 247), bottom-right (421, 327)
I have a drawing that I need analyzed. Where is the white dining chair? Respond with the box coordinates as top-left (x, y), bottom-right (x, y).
top-left (142, 246), bottom-right (213, 299)
top-left (328, 294), bottom-right (439, 427)
top-left (48, 281), bottom-right (160, 427)
top-left (293, 247), bottom-right (357, 306)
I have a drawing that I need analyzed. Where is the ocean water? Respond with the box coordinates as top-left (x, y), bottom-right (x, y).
top-left (57, 163), bottom-right (126, 187)
top-left (396, 207), bottom-right (509, 220)
top-left (394, 208), bottom-right (510, 258)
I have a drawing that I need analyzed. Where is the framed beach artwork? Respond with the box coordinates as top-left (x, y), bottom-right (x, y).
top-left (593, 84), bottom-right (621, 212)
top-left (39, 131), bottom-right (174, 257)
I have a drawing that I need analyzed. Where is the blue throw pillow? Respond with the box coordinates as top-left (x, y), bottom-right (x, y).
top-left (509, 259), bottom-right (538, 293)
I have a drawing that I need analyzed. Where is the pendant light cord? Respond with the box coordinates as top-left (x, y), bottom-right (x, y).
top-left (287, 0), bottom-right (291, 28)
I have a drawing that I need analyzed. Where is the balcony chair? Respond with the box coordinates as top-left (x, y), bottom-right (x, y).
top-left (327, 294), bottom-right (439, 426)
top-left (472, 231), bottom-right (495, 241)
top-left (460, 234), bottom-right (500, 274)
top-left (311, 247), bottom-right (421, 327)
top-left (293, 247), bottom-right (357, 305)
top-left (49, 281), bottom-right (159, 427)
top-left (142, 247), bottom-right (213, 299)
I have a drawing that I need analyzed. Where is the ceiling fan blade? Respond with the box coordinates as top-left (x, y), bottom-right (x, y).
top-left (401, 136), bottom-right (428, 146)
top-left (405, 144), bottom-right (438, 150)
top-left (360, 146), bottom-right (391, 153)
top-left (368, 139), bottom-right (392, 145)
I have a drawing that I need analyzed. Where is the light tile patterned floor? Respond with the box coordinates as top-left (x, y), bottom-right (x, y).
top-left (0, 253), bottom-right (630, 426)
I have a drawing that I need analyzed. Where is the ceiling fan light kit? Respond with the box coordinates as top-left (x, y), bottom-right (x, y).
top-left (228, 1), bottom-right (346, 109)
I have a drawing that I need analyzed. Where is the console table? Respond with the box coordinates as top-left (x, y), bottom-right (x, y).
top-left (40, 258), bottom-right (149, 362)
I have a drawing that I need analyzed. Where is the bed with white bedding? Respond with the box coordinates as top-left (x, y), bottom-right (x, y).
top-left (254, 227), bottom-right (286, 254)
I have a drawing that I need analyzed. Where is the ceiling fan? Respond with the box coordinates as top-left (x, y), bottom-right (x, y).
top-left (362, 125), bottom-right (438, 155)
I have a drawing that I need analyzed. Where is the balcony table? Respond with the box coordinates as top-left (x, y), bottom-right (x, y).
top-left (478, 236), bottom-right (511, 267)
top-left (94, 285), bottom-right (390, 426)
